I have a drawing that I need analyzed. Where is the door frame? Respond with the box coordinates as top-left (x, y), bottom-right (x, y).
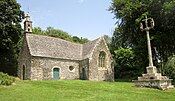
top-left (82, 67), bottom-right (86, 80)
top-left (52, 66), bottom-right (61, 80)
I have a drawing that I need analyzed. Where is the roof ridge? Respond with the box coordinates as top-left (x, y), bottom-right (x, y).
top-left (25, 33), bottom-right (106, 60)
top-left (26, 33), bottom-right (82, 60)
top-left (27, 33), bottom-right (82, 46)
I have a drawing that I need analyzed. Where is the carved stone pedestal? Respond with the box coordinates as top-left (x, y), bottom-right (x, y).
top-left (133, 66), bottom-right (174, 90)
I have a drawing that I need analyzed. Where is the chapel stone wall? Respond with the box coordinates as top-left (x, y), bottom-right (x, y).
top-left (89, 38), bottom-right (114, 81)
top-left (18, 35), bottom-right (32, 80)
top-left (79, 59), bottom-right (89, 80)
top-left (30, 57), bottom-right (80, 80)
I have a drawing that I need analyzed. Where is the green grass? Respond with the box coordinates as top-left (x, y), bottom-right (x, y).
top-left (0, 80), bottom-right (175, 101)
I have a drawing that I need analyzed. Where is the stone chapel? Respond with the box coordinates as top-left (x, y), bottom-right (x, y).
top-left (18, 13), bottom-right (114, 81)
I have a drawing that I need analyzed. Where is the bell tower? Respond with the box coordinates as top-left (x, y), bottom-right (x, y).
top-left (24, 13), bottom-right (32, 33)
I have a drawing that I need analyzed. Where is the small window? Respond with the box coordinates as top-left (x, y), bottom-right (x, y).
top-left (28, 28), bottom-right (30, 32)
top-left (69, 66), bottom-right (75, 72)
top-left (28, 24), bottom-right (30, 27)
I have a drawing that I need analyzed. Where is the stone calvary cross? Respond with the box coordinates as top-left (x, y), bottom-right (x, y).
top-left (133, 15), bottom-right (174, 90)
top-left (140, 16), bottom-right (157, 73)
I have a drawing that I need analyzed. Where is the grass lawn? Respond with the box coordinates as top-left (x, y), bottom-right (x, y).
top-left (0, 80), bottom-right (175, 101)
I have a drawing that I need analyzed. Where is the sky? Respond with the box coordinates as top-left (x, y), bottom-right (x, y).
top-left (16, 0), bottom-right (116, 40)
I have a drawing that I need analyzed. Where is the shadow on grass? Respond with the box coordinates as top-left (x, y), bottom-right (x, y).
top-left (115, 79), bottom-right (133, 82)
top-left (115, 76), bottom-right (138, 82)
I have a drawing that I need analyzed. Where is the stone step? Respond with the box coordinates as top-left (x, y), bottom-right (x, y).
top-left (160, 85), bottom-right (174, 90)
top-left (140, 73), bottom-right (170, 80)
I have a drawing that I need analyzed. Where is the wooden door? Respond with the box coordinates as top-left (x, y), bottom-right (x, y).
top-left (53, 68), bottom-right (59, 80)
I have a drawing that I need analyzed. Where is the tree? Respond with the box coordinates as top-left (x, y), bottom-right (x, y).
top-left (33, 27), bottom-right (89, 44)
top-left (109, 0), bottom-right (175, 75)
top-left (163, 55), bottom-right (175, 80)
top-left (45, 27), bottom-right (73, 41)
top-left (32, 27), bottom-right (45, 35)
top-left (0, 0), bottom-right (24, 75)
top-left (79, 37), bottom-right (89, 44)
top-left (72, 36), bottom-right (81, 43)
top-left (114, 47), bottom-right (138, 79)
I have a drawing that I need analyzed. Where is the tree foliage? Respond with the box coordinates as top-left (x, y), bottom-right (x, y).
top-left (0, 0), bottom-right (24, 75)
top-left (33, 26), bottom-right (89, 44)
top-left (114, 47), bottom-right (138, 79)
top-left (0, 72), bottom-right (15, 85)
top-left (164, 56), bottom-right (175, 80)
top-left (109, 0), bottom-right (175, 78)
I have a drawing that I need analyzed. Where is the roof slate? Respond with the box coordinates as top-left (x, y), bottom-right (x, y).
top-left (26, 33), bottom-right (100, 60)
top-left (82, 38), bottom-right (100, 59)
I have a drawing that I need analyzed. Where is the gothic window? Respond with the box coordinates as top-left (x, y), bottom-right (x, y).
top-left (98, 51), bottom-right (106, 68)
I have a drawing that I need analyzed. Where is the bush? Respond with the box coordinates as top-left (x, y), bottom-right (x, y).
top-left (0, 72), bottom-right (15, 86)
top-left (114, 47), bottom-right (137, 79)
top-left (163, 55), bottom-right (175, 80)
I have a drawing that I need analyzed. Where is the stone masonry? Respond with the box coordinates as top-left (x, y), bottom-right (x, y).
top-left (18, 13), bottom-right (114, 81)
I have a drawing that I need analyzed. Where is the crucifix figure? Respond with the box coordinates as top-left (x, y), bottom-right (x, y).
top-left (140, 16), bottom-right (156, 73)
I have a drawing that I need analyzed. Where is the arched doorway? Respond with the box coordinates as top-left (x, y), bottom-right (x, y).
top-left (22, 65), bottom-right (25, 80)
top-left (53, 68), bottom-right (60, 80)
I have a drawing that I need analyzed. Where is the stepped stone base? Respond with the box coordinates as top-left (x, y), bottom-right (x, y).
top-left (133, 66), bottom-right (174, 90)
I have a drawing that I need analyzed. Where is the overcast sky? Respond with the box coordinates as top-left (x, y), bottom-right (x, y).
top-left (17, 0), bottom-right (116, 40)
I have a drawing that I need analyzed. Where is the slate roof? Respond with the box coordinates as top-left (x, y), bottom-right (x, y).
top-left (82, 38), bottom-right (100, 59)
top-left (26, 33), bottom-right (101, 60)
